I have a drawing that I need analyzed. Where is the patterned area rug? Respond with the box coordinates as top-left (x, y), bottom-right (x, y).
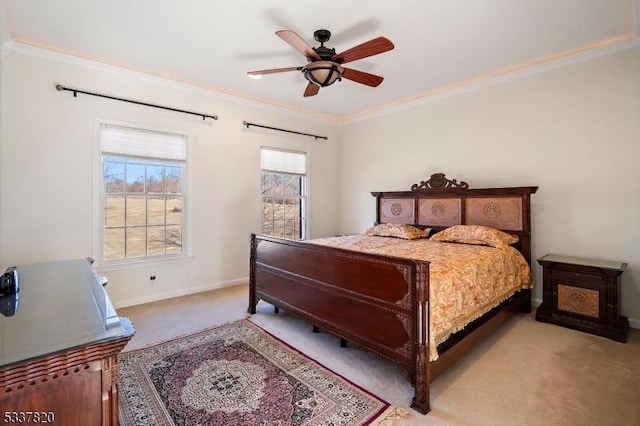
top-left (119, 319), bottom-right (407, 426)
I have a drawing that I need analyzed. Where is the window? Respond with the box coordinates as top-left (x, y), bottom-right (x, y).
top-left (98, 124), bottom-right (187, 263)
top-left (260, 147), bottom-right (307, 240)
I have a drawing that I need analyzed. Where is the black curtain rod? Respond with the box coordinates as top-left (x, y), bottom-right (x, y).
top-left (243, 121), bottom-right (327, 140)
top-left (55, 84), bottom-right (218, 121)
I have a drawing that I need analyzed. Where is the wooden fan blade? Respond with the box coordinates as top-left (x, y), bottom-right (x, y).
top-left (276, 30), bottom-right (321, 61)
top-left (342, 67), bottom-right (384, 87)
top-left (332, 36), bottom-right (394, 64)
top-left (303, 83), bottom-right (320, 97)
top-left (247, 66), bottom-right (302, 76)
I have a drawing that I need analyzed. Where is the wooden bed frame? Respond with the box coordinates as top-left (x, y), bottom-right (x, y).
top-left (248, 173), bottom-right (538, 414)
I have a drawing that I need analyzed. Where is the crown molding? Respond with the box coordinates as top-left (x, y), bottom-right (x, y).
top-left (343, 34), bottom-right (639, 124)
top-left (10, 41), bottom-right (342, 125)
top-left (8, 34), bottom-right (639, 126)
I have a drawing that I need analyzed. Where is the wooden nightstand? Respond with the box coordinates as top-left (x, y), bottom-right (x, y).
top-left (535, 254), bottom-right (628, 342)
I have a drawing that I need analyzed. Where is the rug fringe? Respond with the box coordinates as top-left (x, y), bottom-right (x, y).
top-left (370, 406), bottom-right (409, 425)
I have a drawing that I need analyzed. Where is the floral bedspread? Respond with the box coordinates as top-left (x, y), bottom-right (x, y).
top-left (309, 235), bottom-right (533, 360)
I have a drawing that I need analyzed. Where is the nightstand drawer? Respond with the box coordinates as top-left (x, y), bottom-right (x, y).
top-left (555, 283), bottom-right (602, 318)
top-left (550, 269), bottom-right (604, 283)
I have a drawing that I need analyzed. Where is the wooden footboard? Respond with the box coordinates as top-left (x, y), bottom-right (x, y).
top-left (248, 234), bottom-right (432, 413)
top-left (248, 175), bottom-right (537, 414)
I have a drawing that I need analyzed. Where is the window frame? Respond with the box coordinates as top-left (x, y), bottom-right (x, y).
top-left (259, 147), bottom-right (308, 240)
top-left (93, 119), bottom-right (191, 267)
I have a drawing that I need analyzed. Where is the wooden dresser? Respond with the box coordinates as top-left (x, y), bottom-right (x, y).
top-left (535, 254), bottom-right (628, 342)
top-left (0, 259), bottom-right (134, 425)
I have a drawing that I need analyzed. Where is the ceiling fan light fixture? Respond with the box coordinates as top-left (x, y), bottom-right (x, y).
top-left (302, 61), bottom-right (344, 87)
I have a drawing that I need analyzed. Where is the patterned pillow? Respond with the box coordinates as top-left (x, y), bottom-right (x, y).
top-left (363, 223), bottom-right (431, 240)
top-left (429, 225), bottom-right (518, 248)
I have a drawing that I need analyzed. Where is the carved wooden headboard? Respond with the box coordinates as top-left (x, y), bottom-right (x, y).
top-left (371, 173), bottom-right (538, 265)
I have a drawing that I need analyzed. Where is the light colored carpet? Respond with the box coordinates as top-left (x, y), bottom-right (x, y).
top-left (118, 284), bottom-right (640, 425)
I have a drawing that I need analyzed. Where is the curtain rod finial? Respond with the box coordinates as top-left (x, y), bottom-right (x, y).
top-left (55, 84), bottom-right (64, 91)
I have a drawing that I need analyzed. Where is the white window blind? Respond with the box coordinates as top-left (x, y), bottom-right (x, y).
top-left (100, 124), bottom-right (187, 161)
top-left (260, 147), bottom-right (306, 175)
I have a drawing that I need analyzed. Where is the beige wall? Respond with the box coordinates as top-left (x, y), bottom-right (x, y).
top-left (0, 47), bottom-right (340, 307)
top-left (2, 44), bottom-right (639, 328)
top-left (339, 48), bottom-right (640, 327)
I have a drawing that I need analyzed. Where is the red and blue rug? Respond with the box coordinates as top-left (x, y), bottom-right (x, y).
top-left (118, 319), bottom-right (407, 425)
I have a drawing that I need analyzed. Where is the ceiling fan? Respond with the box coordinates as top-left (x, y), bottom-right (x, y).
top-left (247, 29), bottom-right (395, 97)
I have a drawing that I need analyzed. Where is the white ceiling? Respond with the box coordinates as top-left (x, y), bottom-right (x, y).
top-left (1, 0), bottom-right (638, 122)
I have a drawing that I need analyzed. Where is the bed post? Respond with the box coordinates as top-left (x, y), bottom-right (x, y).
top-left (411, 262), bottom-right (431, 414)
top-left (247, 234), bottom-right (258, 315)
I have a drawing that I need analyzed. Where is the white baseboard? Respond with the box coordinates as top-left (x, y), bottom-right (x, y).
top-left (114, 286), bottom-right (640, 330)
top-left (531, 297), bottom-right (639, 330)
top-left (113, 277), bottom-right (248, 309)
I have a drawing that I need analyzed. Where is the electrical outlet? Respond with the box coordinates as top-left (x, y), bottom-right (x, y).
top-left (150, 272), bottom-right (156, 281)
